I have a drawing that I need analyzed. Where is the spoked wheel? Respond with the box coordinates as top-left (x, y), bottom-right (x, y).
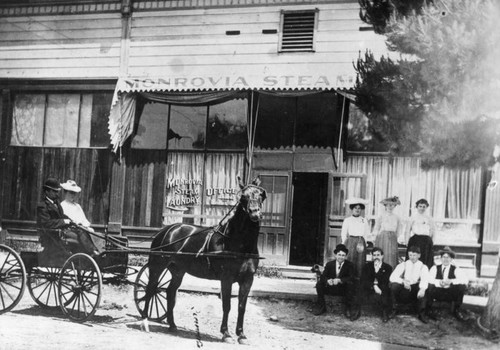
top-left (0, 244), bottom-right (26, 314)
top-left (28, 267), bottom-right (60, 308)
top-left (58, 253), bottom-right (102, 322)
top-left (134, 265), bottom-right (172, 322)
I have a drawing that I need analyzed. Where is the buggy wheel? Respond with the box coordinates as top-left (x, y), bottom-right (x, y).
top-left (28, 267), bottom-right (60, 308)
top-left (134, 264), bottom-right (172, 322)
top-left (0, 244), bottom-right (26, 314)
top-left (58, 253), bottom-right (102, 322)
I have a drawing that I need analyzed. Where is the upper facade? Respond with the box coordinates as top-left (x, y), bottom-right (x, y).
top-left (0, 0), bottom-right (388, 90)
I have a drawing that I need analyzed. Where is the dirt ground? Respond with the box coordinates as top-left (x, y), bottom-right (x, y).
top-left (0, 281), bottom-right (498, 350)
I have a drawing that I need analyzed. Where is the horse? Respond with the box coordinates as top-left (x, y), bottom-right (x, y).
top-left (138, 177), bottom-right (267, 344)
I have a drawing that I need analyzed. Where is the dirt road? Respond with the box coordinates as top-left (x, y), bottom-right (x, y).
top-left (0, 283), bottom-right (497, 350)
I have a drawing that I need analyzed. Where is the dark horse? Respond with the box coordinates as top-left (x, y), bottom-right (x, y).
top-left (138, 177), bottom-right (266, 344)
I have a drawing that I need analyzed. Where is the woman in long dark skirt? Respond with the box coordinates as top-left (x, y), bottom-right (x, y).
top-left (406, 198), bottom-right (435, 268)
top-left (341, 198), bottom-right (371, 278)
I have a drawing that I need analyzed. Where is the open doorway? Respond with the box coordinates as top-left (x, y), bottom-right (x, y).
top-left (289, 172), bottom-right (328, 266)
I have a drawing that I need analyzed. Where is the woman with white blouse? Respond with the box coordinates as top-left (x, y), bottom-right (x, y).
top-left (406, 199), bottom-right (435, 268)
top-left (341, 198), bottom-right (371, 277)
top-left (60, 180), bottom-right (94, 232)
top-left (374, 196), bottom-right (403, 269)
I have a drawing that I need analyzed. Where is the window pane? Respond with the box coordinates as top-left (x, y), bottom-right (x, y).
top-left (204, 153), bottom-right (245, 226)
top-left (90, 92), bottom-right (113, 147)
top-left (206, 99), bottom-right (247, 149)
top-left (260, 175), bottom-right (288, 227)
top-left (163, 152), bottom-right (204, 225)
top-left (45, 94), bottom-right (80, 147)
top-left (11, 94), bottom-right (45, 146)
top-left (169, 105), bottom-right (206, 150)
top-left (296, 92), bottom-right (337, 149)
top-left (131, 103), bottom-right (168, 149)
top-left (79, 94), bottom-right (92, 147)
top-left (255, 94), bottom-right (294, 150)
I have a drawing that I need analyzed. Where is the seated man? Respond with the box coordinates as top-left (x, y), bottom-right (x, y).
top-left (37, 178), bottom-right (99, 258)
top-left (426, 246), bottom-right (468, 321)
top-left (361, 247), bottom-right (393, 322)
top-left (389, 245), bottom-right (429, 323)
top-left (312, 244), bottom-right (359, 320)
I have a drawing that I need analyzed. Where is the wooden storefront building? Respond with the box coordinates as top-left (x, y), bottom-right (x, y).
top-left (0, 0), bottom-right (497, 275)
top-left (0, 0), bottom-right (389, 268)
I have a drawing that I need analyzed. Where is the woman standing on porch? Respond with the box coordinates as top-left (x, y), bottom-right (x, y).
top-left (406, 198), bottom-right (435, 268)
top-left (341, 198), bottom-right (371, 277)
top-left (374, 196), bottom-right (403, 269)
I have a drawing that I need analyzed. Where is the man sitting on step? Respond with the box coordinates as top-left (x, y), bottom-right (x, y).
top-left (311, 244), bottom-right (360, 320)
top-left (425, 246), bottom-right (468, 321)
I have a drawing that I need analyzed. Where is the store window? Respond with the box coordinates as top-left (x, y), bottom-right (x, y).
top-left (255, 92), bottom-right (339, 150)
top-left (10, 92), bottom-right (111, 148)
top-left (254, 94), bottom-right (294, 150)
top-left (296, 92), bottom-right (337, 148)
top-left (132, 97), bottom-right (247, 151)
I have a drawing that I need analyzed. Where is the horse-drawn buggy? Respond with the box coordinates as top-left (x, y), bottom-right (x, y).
top-left (0, 178), bottom-right (266, 344)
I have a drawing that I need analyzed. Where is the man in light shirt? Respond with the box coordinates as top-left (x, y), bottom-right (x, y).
top-left (425, 246), bottom-right (468, 321)
top-left (389, 245), bottom-right (429, 323)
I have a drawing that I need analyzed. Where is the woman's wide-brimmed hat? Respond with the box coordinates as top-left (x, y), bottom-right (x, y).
top-left (345, 197), bottom-right (369, 206)
top-left (438, 246), bottom-right (456, 259)
top-left (380, 196), bottom-right (401, 206)
top-left (334, 244), bottom-right (349, 255)
top-left (43, 178), bottom-right (61, 192)
top-left (60, 180), bottom-right (82, 193)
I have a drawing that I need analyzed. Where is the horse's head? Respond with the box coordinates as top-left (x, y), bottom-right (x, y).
top-left (238, 176), bottom-right (267, 223)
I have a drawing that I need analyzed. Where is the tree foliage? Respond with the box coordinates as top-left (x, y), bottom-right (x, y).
top-left (355, 0), bottom-right (500, 168)
top-left (359, 0), bottom-right (431, 34)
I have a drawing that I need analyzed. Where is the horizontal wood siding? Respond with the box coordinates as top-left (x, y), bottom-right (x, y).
top-left (1, 147), bottom-right (111, 225)
top-left (128, 3), bottom-right (387, 79)
top-left (122, 149), bottom-right (166, 228)
top-left (0, 13), bottom-right (122, 79)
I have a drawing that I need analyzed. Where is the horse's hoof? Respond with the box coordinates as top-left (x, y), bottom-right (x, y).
top-left (169, 324), bottom-right (178, 332)
top-left (238, 335), bottom-right (250, 345)
top-left (222, 334), bottom-right (235, 344)
top-left (141, 319), bottom-right (150, 333)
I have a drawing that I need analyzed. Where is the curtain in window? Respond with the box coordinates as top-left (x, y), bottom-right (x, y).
top-left (44, 94), bottom-right (80, 147)
top-left (10, 94), bottom-right (45, 146)
top-left (345, 156), bottom-right (483, 221)
top-left (204, 153), bottom-right (245, 226)
top-left (163, 152), bottom-right (204, 225)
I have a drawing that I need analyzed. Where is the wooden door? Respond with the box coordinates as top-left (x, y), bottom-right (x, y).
top-left (257, 172), bottom-right (291, 265)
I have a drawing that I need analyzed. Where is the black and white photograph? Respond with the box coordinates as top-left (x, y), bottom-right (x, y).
top-left (0, 0), bottom-right (499, 349)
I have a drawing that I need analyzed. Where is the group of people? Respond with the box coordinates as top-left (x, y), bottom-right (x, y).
top-left (37, 177), bottom-right (100, 258)
top-left (312, 197), bottom-right (468, 324)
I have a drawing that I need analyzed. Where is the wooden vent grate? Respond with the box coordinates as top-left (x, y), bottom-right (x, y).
top-left (280, 11), bottom-right (317, 52)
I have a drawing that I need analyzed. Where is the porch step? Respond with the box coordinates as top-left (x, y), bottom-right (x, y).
top-left (280, 265), bottom-right (316, 280)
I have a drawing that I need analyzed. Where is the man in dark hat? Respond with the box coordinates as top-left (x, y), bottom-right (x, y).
top-left (37, 178), bottom-right (72, 259)
top-left (312, 244), bottom-right (359, 320)
top-left (425, 247), bottom-right (468, 321)
top-left (37, 177), bottom-right (99, 260)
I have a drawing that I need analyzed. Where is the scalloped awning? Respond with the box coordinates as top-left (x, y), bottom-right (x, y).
top-left (109, 76), bottom-right (355, 153)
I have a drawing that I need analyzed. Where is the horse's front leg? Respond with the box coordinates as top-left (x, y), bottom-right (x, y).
top-left (236, 275), bottom-right (254, 345)
top-left (220, 278), bottom-right (234, 343)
